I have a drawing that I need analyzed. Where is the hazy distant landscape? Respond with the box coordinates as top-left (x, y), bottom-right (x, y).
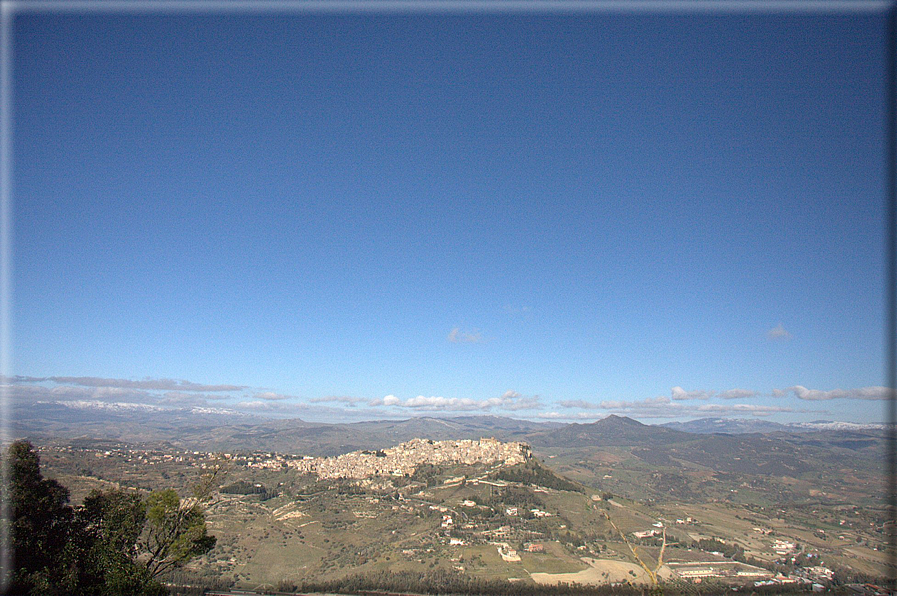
top-left (13, 406), bottom-right (891, 594)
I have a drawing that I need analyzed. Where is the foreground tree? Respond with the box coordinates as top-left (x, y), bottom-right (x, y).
top-left (6, 440), bottom-right (76, 595)
top-left (142, 489), bottom-right (216, 579)
top-left (4, 440), bottom-right (217, 595)
top-left (69, 489), bottom-right (166, 596)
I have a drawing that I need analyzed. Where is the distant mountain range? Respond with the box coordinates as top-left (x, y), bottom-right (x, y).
top-left (524, 414), bottom-right (691, 447)
top-left (660, 416), bottom-right (889, 434)
top-left (14, 400), bottom-right (888, 504)
top-left (13, 400), bottom-right (887, 456)
top-left (12, 401), bottom-right (559, 455)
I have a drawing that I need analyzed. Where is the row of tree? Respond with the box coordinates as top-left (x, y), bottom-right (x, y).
top-left (3, 440), bottom-right (217, 596)
top-left (219, 480), bottom-right (277, 501)
top-left (280, 568), bottom-right (816, 596)
top-left (491, 460), bottom-right (584, 493)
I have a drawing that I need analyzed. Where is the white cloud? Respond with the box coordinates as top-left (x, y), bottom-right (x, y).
top-left (309, 395), bottom-right (367, 406)
top-left (61, 400), bottom-right (166, 412)
top-left (405, 395), bottom-right (472, 408)
top-left (784, 385), bottom-right (892, 401)
top-left (44, 385), bottom-right (155, 403)
top-left (554, 393), bottom-right (825, 419)
top-left (235, 400), bottom-right (271, 410)
top-left (718, 388), bottom-right (758, 399)
top-left (599, 396), bottom-right (672, 409)
top-left (695, 403), bottom-right (798, 416)
top-left (558, 399), bottom-right (599, 409)
top-left (535, 411), bottom-right (613, 421)
top-left (594, 400), bottom-right (626, 409)
top-left (369, 394), bottom-right (402, 406)
top-left (767, 324), bottom-right (792, 341)
top-left (254, 391), bottom-right (293, 401)
top-left (559, 396), bottom-right (672, 410)
top-left (536, 411), bottom-right (568, 419)
top-left (22, 376), bottom-right (245, 392)
top-left (369, 390), bottom-right (539, 412)
top-left (4, 384), bottom-right (54, 400)
top-left (9, 381), bottom-right (244, 410)
top-left (670, 387), bottom-right (757, 401)
top-left (235, 400), bottom-right (309, 413)
top-left (447, 327), bottom-right (483, 343)
top-left (644, 395), bottom-right (672, 406)
top-left (158, 391), bottom-right (214, 406)
top-left (671, 387), bottom-right (714, 401)
top-left (492, 390), bottom-right (540, 411)
top-left (504, 395), bottom-right (541, 411)
top-left (10, 375), bottom-right (247, 407)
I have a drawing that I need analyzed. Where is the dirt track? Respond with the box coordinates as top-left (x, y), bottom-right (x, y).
top-left (529, 557), bottom-right (663, 586)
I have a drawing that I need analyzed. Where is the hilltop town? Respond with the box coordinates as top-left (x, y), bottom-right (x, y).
top-left (289, 437), bottom-right (531, 479)
top-left (30, 425), bottom-right (891, 596)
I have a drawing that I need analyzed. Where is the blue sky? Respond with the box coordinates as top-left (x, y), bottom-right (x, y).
top-left (9, 6), bottom-right (892, 424)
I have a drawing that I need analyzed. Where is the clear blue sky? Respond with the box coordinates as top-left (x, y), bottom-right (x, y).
top-left (10, 7), bottom-right (892, 424)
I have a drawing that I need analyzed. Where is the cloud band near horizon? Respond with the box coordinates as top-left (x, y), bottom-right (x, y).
top-left (4, 375), bottom-right (890, 420)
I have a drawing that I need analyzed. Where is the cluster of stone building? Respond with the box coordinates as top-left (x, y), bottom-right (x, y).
top-left (287, 437), bottom-right (530, 479)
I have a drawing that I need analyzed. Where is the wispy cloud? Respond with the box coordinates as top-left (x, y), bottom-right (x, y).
top-left (601, 396), bottom-right (672, 409)
top-left (9, 375), bottom-right (248, 408)
top-left (554, 393), bottom-right (823, 419)
top-left (718, 388), bottom-right (758, 399)
top-left (309, 395), bottom-right (368, 406)
top-left (536, 411), bottom-right (597, 420)
top-left (669, 387), bottom-right (758, 401)
top-left (158, 391), bottom-right (216, 406)
top-left (15, 376), bottom-right (245, 392)
top-left (15, 373), bottom-right (877, 423)
top-left (694, 403), bottom-right (799, 416)
top-left (447, 327), bottom-right (483, 343)
top-left (234, 400), bottom-right (309, 413)
top-left (253, 391), bottom-right (293, 401)
top-left (505, 395), bottom-right (542, 411)
top-left (8, 383), bottom-right (155, 404)
top-left (369, 390), bottom-right (539, 412)
top-left (536, 411), bottom-right (566, 419)
top-left (783, 385), bottom-right (892, 401)
top-left (671, 387), bottom-right (714, 401)
top-left (559, 396), bottom-right (671, 410)
top-left (564, 387), bottom-right (760, 405)
top-left (766, 324), bottom-right (792, 341)
top-left (558, 399), bottom-right (598, 409)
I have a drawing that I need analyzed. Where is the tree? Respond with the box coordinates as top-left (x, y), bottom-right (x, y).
top-left (70, 484), bottom-right (217, 594)
top-left (5, 440), bottom-right (76, 595)
top-left (141, 489), bottom-right (216, 579)
top-left (3, 440), bottom-right (219, 595)
top-left (69, 489), bottom-right (165, 596)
